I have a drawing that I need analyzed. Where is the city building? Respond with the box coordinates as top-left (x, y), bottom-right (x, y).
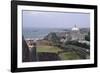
top-left (70, 25), bottom-right (85, 41)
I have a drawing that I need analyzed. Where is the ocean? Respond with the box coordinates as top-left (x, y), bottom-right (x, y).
top-left (23, 28), bottom-right (65, 40)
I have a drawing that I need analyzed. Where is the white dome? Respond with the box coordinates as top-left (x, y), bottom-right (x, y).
top-left (72, 25), bottom-right (79, 31)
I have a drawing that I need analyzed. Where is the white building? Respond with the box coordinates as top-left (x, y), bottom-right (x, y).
top-left (65, 25), bottom-right (85, 41)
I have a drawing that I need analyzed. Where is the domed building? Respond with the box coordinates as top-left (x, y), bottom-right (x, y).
top-left (60, 25), bottom-right (85, 43)
top-left (70, 25), bottom-right (85, 41)
top-left (72, 25), bottom-right (80, 31)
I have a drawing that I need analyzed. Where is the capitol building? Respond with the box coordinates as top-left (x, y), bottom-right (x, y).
top-left (67, 25), bottom-right (85, 41)
top-left (61, 25), bottom-right (86, 43)
top-left (41, 25), bottom-right (89, 45)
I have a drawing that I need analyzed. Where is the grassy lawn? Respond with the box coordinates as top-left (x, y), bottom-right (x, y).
top-left (37, 45), bottom-right (63, 54)
top-left (59, 52), bottom-right (81, 60)
top-left (36, 45), bottom-right (81, 60)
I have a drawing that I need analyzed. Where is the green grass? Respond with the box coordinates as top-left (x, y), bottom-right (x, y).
top-left (59, 52), bottom-right (81, 60)
top-left (36, 45), bottom-right (81, 60)
top-left (37, 45), bottom-right (63, 54)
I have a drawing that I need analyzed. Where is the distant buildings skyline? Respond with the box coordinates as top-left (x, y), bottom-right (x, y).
top-left (22, 10), bottom-right (90, 28)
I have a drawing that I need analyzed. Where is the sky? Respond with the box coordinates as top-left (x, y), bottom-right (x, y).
top-left (22, 10), bottom-right (90, 28)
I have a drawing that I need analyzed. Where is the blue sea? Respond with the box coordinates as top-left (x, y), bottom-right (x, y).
top-left (23, 28), bottom-right (65, 40)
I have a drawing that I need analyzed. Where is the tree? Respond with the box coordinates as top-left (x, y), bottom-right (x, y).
top-left (50, 32), bottom-right (60, 46)
top-left (65, 41), bottom-right (90, 49)
top-left (85, 32), bottom-right (90, 41)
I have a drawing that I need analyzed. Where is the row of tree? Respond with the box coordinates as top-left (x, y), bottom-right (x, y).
top-left (65, 41), bottom-right (90, 49)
